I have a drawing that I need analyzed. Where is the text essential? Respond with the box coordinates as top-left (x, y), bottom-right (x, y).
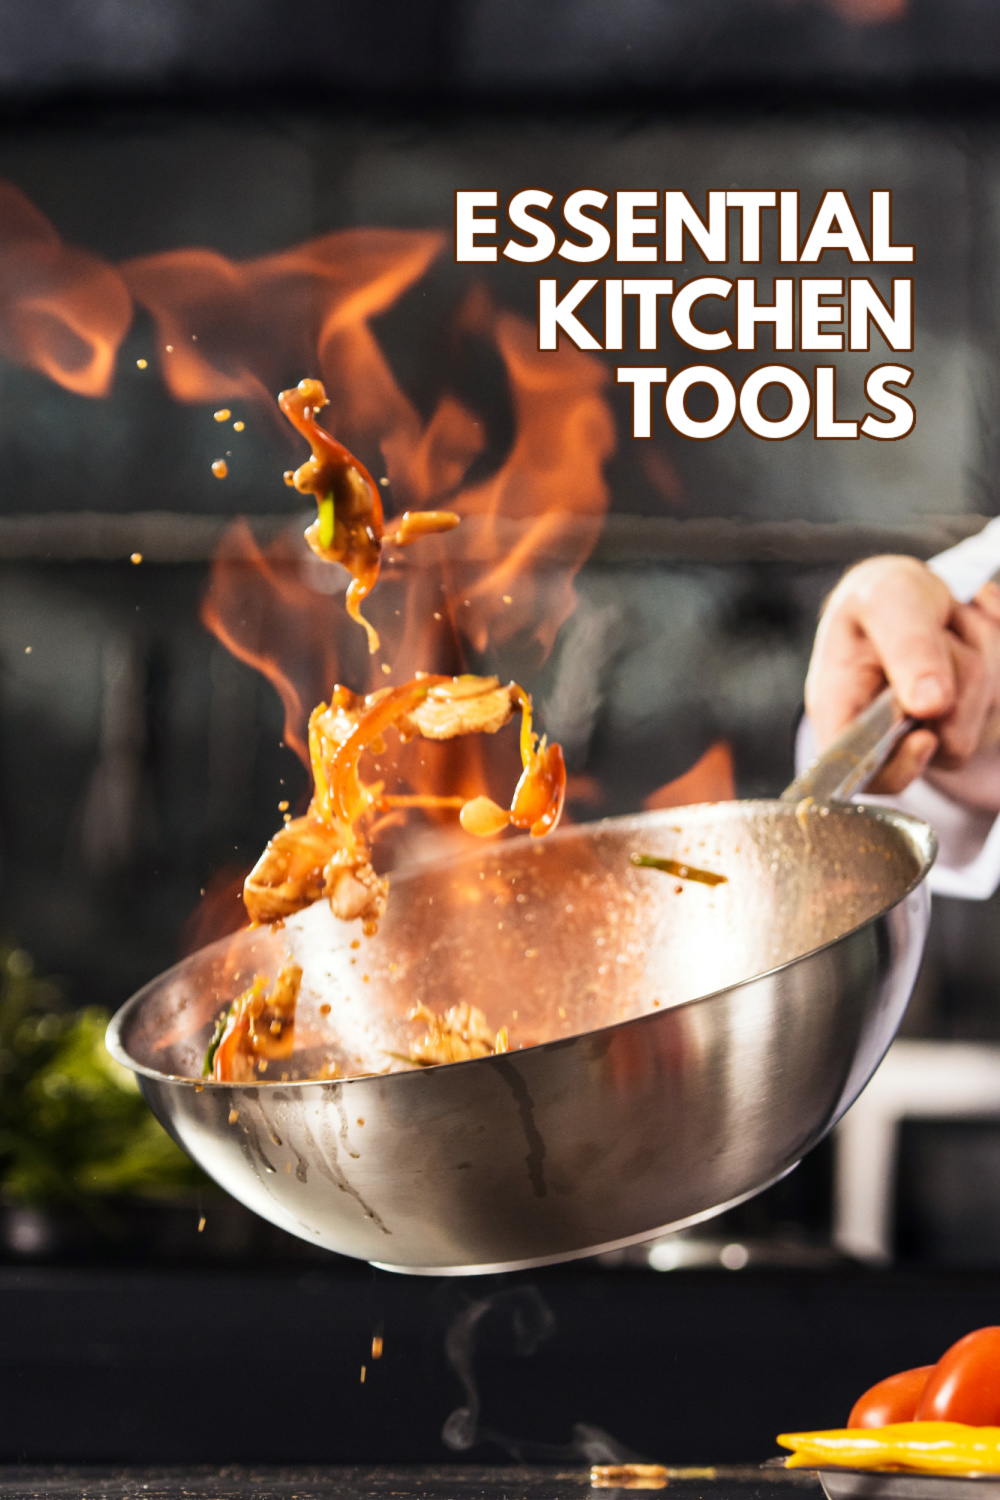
top-left (455, 189), bottom-right (915, 441)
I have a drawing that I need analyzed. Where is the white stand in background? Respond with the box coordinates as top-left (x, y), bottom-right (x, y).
top-left (834, 1039), bottom-right (1000, 1262)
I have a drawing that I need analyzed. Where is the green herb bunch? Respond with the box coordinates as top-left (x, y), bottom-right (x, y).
top-left (0, 946), bottom-right (204, 1206)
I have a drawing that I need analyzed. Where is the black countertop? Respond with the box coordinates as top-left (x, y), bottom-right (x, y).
top-left (4, 1264), bottom-right (1000, 1467)
top-left (0, 1469), bottom-right (817, 1500)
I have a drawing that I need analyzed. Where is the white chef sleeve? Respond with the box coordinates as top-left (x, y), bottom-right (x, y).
top-left (796, 517), bottom-right (1000, 900)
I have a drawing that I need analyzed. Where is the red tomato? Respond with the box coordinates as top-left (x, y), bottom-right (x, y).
top-left (916, 1327), bottom-right (1000, 1424)
top-left (849, 1366), bottom-right (933, 1428)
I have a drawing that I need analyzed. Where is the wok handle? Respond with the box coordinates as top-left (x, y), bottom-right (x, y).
top-left (781, 687), bottom-right (913, 804)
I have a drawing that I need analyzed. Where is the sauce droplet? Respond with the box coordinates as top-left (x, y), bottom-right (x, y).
top-left (460, 796), bottom-right (511, 838)
top-left (214, 408), bottom-right (231, 422)
top-left (136, 358), bottom-right (148, 370)
top-left (130, 552), bottom-right (142, 565)
top-left (233, 420), bottom-right (245, 432)
top-left (212, 459), bottom-right (228, 479)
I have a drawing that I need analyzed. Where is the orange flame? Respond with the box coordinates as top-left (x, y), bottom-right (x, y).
top-left (121, 229), bottom-right (445, 411)
top-left (0, 179), bottom-right (619, 906)
top-left (193, 266), bottom-right (615, 839)
top-left (643, 742), bottom-right (736, 811)
top-left (178, 863), bottom-right (250, 957)
top-left (200, 519), bottom-right (349, 765)
top-left (452, 306), bottom-right (615, 660)
top-left (0, 183), bottom-right (132, 396)
top-left (822, 0), bottom-right (905, 20)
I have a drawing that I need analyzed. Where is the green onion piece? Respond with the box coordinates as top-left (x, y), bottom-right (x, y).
top-left (630, 852), bottom-right (727, 887)
top-left (318, 493), bottom-right (335, 550)
top-left (202, 1007), bottom-right (231, 1077)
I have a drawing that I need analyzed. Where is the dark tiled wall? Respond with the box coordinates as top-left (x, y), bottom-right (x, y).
top-left (0, 108), bottom-right (987, 523)
top-left (2, 0), bottom-right (1000, 100)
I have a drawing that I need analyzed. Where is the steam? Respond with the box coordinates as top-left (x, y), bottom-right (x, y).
top-left (442, 1284), bottom-right (638, 1464)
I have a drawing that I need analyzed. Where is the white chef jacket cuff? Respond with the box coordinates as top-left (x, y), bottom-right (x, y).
top-left (795, 716), bottom-right (1000, 900)
top-left (926, 515), bottom-right (1000, 600)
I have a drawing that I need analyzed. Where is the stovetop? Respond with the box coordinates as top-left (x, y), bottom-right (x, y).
top-left (0, 1468), bottom-right (819, 1500)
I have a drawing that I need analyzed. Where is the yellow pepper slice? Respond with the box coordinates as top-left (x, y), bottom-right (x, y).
top-left (777, 1422), bottom-right (1000, 1474)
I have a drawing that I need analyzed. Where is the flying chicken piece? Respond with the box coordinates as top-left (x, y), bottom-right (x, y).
top-left (279, 379), bottom-right (459, 652)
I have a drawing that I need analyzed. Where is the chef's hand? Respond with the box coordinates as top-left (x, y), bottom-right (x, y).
top-left (804, 555), bottom-right (1000, 799)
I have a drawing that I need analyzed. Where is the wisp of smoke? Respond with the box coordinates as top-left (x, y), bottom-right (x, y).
top-left (442, 1284), bottom-right (639, 1463)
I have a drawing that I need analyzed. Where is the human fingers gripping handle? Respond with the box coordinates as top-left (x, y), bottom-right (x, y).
top-left (936, 600), bottom-right (1000, 765)
top-left (866, 728), bottom-right (938, 797)
top-left (805, 557), bottom-right (957, 738)
top-left (803, 557), bottom-right (954, 795)
top-left (799, 556), bottom-right (1000, 799)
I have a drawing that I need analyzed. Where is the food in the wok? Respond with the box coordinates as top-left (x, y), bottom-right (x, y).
top-left (280, 378), bottom-right (459, 652)
top-left (630, 853), bottom-right (727, 887)
top-left (242, 672), bottom-right (566, 930)
top-left (206, 987), bottom-right (510, 1081)
top-left (204, 961), bottom-right (302, 1082)
top-left (407, 1001), bottom-right (509, 1065)
top-left (778, 1326), bottom-right (1000, 1474)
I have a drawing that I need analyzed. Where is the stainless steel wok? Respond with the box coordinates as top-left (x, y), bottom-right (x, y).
top-left (107, 691), bottom-right (935, 1274)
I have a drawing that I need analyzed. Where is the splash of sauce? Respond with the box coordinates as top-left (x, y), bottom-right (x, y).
top-left (460, 686), bottom-right (566, 839)
top-left (211, 381), bottom-right (568, 1083)
top-left (279, 378), bottom-right (459, 653)
top-left (242, 673), bottom-right (568, 932)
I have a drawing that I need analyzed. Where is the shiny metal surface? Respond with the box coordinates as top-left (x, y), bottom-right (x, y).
top-left (784, 686), bottom-right (908, 804)
top-left (819, 1472), bottom-right (1000, 1500)
top-left (108, 800), bottom-right (935, 1274)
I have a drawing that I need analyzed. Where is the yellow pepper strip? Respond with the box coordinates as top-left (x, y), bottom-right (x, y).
top-left (777, 1423), bottom-right (1000, 1474)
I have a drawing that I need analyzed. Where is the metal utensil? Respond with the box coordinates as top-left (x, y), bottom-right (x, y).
top-left (108, 695), bottom-right (935, 1274)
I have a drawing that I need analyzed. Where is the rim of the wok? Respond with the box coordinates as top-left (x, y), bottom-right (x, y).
top-left (106, 798), bottom-right (938, 1089)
